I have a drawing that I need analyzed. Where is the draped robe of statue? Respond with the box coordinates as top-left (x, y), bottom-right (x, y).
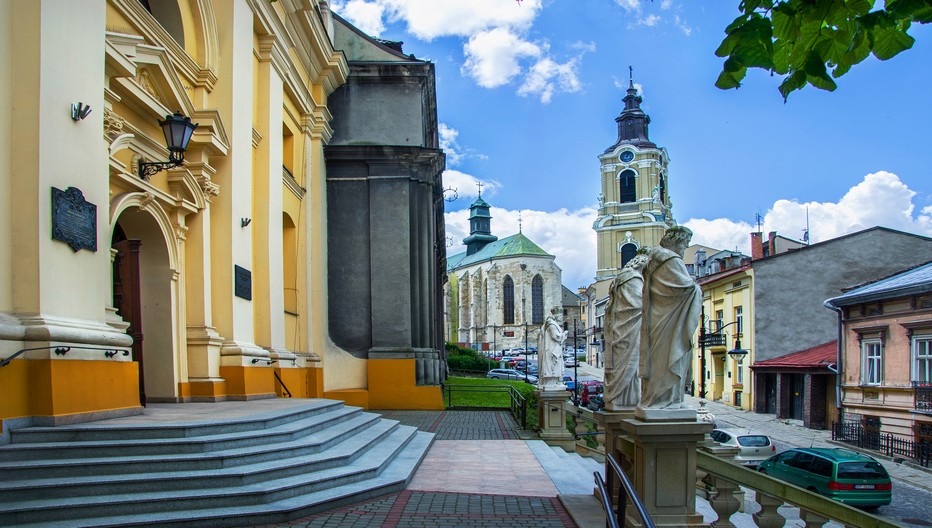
top-left (604, 256), bottom-right (647, 409)
top-left (540, 311), bottom-right (567, 390)
top-left (638, 245), bottom-right (701, 410)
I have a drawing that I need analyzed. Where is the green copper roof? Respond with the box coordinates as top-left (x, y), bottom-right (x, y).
top-left (470, 196), bottom-right (491, 209)
top-left (447, 232), bottom-right (553, 271)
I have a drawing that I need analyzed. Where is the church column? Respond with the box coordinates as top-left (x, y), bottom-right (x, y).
top-left (252, 35), bottom-right (291, 362)
top-left (210, 0), bottom-right (271, 398)
top-left (179, 158), bottom-right (226, 400)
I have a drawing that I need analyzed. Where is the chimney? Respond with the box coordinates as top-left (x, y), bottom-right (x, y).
top-left (768, 231), bottom-right (777, 256)
top-left (750, 232), bottom-right (764, 260)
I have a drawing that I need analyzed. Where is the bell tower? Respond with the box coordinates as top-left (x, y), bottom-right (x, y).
top-left (593, 70), bottom-right (675, 281)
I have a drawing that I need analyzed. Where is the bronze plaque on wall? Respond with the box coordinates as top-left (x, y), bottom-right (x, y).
top-left (51, 187), bottom-right (97, 252)
top-left (234, 265), bottom-right (252, 300)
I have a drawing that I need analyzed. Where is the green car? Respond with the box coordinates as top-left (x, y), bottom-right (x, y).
top-left (757, 447), bottom-right (891, 509)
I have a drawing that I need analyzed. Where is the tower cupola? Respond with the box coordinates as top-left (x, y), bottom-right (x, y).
top-left (606, 69), bottom-right (655, 152)
top-left (462, 193), bottom-right (498, 255)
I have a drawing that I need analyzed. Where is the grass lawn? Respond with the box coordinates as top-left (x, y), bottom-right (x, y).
top-left (444, 376), bottom-right (537, 408)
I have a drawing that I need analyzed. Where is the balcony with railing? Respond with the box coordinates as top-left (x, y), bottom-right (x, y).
top-left (915, 381), bottom-right (932, 413)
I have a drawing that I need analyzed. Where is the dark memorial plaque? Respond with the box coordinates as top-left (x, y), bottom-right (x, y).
top-left (234, 265), bottom-right (252, 300)
top-left (51, 187), bottom-right (97, 252)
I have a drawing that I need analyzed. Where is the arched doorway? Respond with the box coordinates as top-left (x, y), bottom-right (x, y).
top-left (112, 207), bottom-right (175, 405)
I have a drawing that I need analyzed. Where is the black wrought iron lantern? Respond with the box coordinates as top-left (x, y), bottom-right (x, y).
top-left (139, 112), bottom-right (198, 180)
top-left (727, 337), bottom-right (749, 364)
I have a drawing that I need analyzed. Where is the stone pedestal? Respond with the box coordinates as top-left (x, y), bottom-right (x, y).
top-left (537, 390), bottom-right (575, 450)
top-left (603, 417), bottom-right (711, 528)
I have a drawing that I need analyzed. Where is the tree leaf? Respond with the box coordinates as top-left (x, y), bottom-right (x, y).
top-left (870, 23), bottom-right (916, 59)
top-left (716, 70), bottom-right (745, 90)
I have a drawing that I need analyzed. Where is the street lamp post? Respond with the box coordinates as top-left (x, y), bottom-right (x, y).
top-left (697, 305), bottom-right (749, 401)
top-left (572, 319), bottom-right (580, 405)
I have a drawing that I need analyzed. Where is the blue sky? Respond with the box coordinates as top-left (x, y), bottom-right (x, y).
top-left (330, 0), bottom-right (932, 289)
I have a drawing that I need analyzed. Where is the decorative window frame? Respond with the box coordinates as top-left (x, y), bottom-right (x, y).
top-left (903, 321), bottom-right (932, 384)
top-left (861, 338), bottom-right (884, 386)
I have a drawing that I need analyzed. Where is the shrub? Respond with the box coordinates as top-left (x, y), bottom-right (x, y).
top-left (446, 354), bottom-right (496, 372)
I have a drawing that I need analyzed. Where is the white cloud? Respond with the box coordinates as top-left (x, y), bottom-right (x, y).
top-left (329, 0), bottom-right (386, 36)
top-left (462, 28), bottom-right (541, 88)
top-left (442, 170), bottom-right (502, 200)
top-left (438, 123), bottom-right (462, 166)
top-left (518, 56), bottom-right (583, 104)
top-left (445, 206), bottom-right (599, 289)
top-left (661, 0), bottom-right (674, 9)
top-left (614, 0), bottom-right (642, 13)
top-left (683, 172), bottom-right (932, 254)
top-left (639, 14), bottom-right (661, 27)
top-left (332, 0), bottom-right (584, 102)
top-left (674, 15), bottom-right (692, 36)
top-left (379, 0), bottom-right (542, 41)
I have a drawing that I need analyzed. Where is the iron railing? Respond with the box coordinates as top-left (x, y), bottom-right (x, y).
top-left (596, 452), bottom-right (654, 528)
top-left (832, 421), bottom-right (930, 467)
top-left (273, 370), bottom-right (292, 398)
top-left (442, 383), bottom-right (527, 429)
top-left (0, 345), bottom-right (129, 367)
top-left (915, 382), bottom-right (932, 413)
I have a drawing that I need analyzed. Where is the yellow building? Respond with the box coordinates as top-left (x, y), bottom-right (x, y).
top-left (1, 0), bottom-right (442, 433)
top-left (594, 77), bottom-right (675, 281)
top-left (693, 266), bottom-right (755, 410)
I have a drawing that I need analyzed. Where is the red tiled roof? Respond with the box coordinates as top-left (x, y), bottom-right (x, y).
top-left (751, 340), bottom-right (837, 370)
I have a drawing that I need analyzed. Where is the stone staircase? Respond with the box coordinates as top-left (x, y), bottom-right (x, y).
top-left (0, 399), bottom-right (434, 527)
top-left (526, 440), bottom-right (604, 495)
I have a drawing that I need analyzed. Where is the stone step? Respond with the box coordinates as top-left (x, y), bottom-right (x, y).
top-left (8, 431), bottom-right (434, 528)
top-left (0, 426), bottom-right (425, 526)
top-left (526, 440), bottom-right (596, 495)
top-left (550, 445), bottom-right (602, 479)
top-left (0, 417), bottom-right (399, 503)
top-left (0, 410), bottom-right (380, 481)
top-left (0, 405), bottom-right (363, 462)
top-left (8, 399), bottom-right (345, 444)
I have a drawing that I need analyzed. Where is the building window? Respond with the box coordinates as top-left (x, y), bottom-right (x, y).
top-left (503, 275), bottom-right (515, 324)
top-left (620, 243), bottom-right (637, 268)
top-left (862, 340), bottom-right (883, 385)
top-left (914, 335), bottom-right (932, 383)
top-left (734, 306), bottom-right (744, 335)
top-left (715, 310), bottom-right (724, 331)
top-left (619, 170), bottom-right (636, 203)
top-left (531, 275), bottom-right (544, 324)
top-left (737, 365), bottom-right (744, 384)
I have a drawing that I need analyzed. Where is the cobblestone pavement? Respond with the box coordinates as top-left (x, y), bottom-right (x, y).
top-left (372, 410), bottom-right (520, 440)
top-left (253, 490), bottom-right (575, 528)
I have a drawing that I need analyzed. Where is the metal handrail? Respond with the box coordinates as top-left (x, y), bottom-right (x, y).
top-left (273, 370), bottom-right (292, 398)
top-left (442, 383), bottom-right (527, 429)
top-left (599, 452), bottom-right (655, 528)
top-left (1, 345), bottom-right (129, 368)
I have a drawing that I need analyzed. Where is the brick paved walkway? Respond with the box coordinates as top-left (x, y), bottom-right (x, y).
top-left (254, 490), bottom-right (575, 528)
top-left (373, 410), bottom-right (520, 440)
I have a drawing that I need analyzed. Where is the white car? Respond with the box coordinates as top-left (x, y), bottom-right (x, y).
top-left (710, 428), bottom-right (775, 467)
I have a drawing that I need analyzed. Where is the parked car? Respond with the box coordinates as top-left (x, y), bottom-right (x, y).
top-left (486, 368), bottom-right (539, 384)
top-left (757, 448), bottom-right (892, 509)
top-left (579, 381), bottom-right (603, 406)
top-left (564, 356), bottom-right (578, 367)
top-left (587, 393), bottom-right (604, 411)
top-left (709, 428), bottom-right (775, 467)
top-left (563, 375), bottom-right (575, 391)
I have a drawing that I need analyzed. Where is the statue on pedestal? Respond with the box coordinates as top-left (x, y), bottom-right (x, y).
top-left (540, 307), bottom-right (567, 391)
top-left (604, 253), bottom-right (648, 410)
top-left (638, 226), bottom-right (701, 412)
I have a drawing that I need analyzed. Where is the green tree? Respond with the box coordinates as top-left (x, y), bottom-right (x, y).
top-left (716, 0), bottom-right (932, 100)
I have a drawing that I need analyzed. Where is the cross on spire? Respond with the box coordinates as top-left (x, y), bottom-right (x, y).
top-left (477, 181), bottom-right (483, 197)
top-left (518, 212), bottom-right (523, 233)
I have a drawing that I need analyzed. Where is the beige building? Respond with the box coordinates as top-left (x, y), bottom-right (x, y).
top-left (1, 0), bottom-right (443, 434)
top-left (826, 261), bottom-right (932, 444)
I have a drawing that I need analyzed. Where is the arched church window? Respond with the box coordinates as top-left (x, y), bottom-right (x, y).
top-left (531, 275), bottom-right (544, 324)
top-left (503, 275), bottom-right (515, 324)
top-left (620, 170), bottom-right (636, 203)
top-left (138, 0), bottom-right (186, 47)
top-left (659, 174), bottom-right (666, 204)
top-left (620, 243), bottom-right (637, 268)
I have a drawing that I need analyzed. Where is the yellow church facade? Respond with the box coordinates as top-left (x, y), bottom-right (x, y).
top-left (1, 0), bottom-right (442, 433)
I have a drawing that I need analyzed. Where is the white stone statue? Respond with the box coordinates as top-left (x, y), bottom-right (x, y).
top-left (638, 226), bottom-right (701, 413)
top-left (539, 307), bottom-right (567, 390)
top-left (604, 253), bottom-right (648, 410)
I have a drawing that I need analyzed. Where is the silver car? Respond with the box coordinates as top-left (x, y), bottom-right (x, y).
top-left (486, 368), bottom-right (539, 384)
top-left (710, 428), bottom-right (775, 467)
